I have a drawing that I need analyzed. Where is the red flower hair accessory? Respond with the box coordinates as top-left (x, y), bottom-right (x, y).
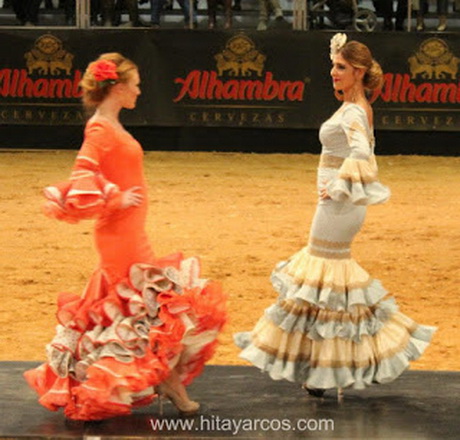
top-left (89, 59), bottom-right (119, 87)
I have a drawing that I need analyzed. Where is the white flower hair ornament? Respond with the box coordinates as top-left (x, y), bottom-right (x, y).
top-left (330, 33), bottom-right (347, 60)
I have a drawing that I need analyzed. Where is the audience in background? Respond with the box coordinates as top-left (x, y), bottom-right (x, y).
top-left (60, 0), bottom-right (101, 25)
top-left (11, 0), bottom-right (41, 25)
top-left (1, 0), bottom-right (459, 30)
top-left (414, 0), bottom-right (449, 31)
top-left (207, 0), bottom-right (232, 28)
top-left (63, 0), bottom-right (75, 25)
top-left (373, 0), bottom-right (407, 30)
top-left (150, 0), bottom-right (197, 29)
top-left (100, 0), bottom-right (145, 26)
top-left (257, 0), bottom-right (283, 30)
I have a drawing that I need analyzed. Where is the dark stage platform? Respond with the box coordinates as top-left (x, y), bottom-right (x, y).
top-left (1, 362), bottom-right (458, 439)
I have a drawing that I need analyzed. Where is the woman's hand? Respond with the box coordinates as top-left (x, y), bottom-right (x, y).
top-left (121, 186), bottom-right (143, 209)
top-left (320, 187), bottom-right (331, 200)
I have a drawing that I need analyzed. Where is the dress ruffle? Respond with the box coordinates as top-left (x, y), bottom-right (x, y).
top-left (326, 157), bottom-right (390, 205)
top-left (274, 247), bottom-right (385, 311)
top-left (235, 248), bottom-right (436, 390)
top-left (24, 255), bottom-right (227, 420)
top-left (43, 172), bottom-right (122, 223)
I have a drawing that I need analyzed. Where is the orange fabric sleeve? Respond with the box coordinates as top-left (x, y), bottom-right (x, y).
top-left (43, 122), bottom-right (123, 223)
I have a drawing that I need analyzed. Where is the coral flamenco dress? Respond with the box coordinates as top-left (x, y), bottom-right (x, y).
top-left (235, 103), bottom-right (436, 390)
top-left (24, 118), bottom-right (227, 420)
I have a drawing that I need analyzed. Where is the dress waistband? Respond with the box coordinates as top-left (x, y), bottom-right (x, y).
top-left (318, 154), bottom-right (345, 169)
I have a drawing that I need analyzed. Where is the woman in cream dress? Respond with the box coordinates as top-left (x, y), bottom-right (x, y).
top-left (235, 35), bottom-right (436, 397)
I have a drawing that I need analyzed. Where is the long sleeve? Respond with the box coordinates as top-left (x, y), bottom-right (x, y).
top-left (326, 105), bottom-right (390, 206)
top-left (43, 122), bottom-right (123, 223)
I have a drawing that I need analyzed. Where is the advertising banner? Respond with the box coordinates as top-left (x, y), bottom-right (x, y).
top-left (0, 30), bottom-right (458, 131)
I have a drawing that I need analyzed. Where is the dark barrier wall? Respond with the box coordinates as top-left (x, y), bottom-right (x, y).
top-left (0, 29), bottom-right (459, 154)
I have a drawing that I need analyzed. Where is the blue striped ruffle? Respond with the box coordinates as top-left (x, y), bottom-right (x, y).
top-left (236, 324), bottom-right (436, 390)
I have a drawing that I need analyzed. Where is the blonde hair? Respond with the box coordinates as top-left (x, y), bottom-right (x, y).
top-left (339, 41), bottom-right (384, 91)
top-left (80, 52), bottom-right (138, 109)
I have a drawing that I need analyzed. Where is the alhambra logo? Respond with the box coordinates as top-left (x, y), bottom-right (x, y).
top-left (0, 34), bottom-right (82, 99)
top-left (214, 35), bottom-right (266, 77)
top-left (372, 38), bottom-right (460, 104)
top-left (174, 34), bottom-right (307, 103)
top-left (408, 38), bottom-right (459, 80)
top-left (25, 34), bottom-right (74, 76)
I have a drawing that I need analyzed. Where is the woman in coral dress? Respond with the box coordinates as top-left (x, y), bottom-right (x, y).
top-left (235, 35), bottom-right (436, 397)
top-left (24, 53), bottom-right (226, 420)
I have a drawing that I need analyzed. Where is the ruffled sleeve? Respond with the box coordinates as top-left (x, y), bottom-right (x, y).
top-left (326, 105), bottom-right (390, 206)
top-left (43, 121), bottom-right (123, 223)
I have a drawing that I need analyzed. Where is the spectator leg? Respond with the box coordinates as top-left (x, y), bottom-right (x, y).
top-left (124, 0), bottom-right (141, 25)
top-left (224, 0), bottom-right (232, 28)
top-left (379, 0), bottom-right (393, 30)
top-left (268, 0), bottom-right (282, 18)
top-left (177, 0), bottom-right (197, 28)
top-left (11, 0), bottom-right (27, 24)
top-left (437, 0), bottom-right (448, 30)
top-left (394, 0), bottom-right (407, 31)
top-left (101, 0), bottom-right (115, 26)
top-left (150, 0), bottom-right (165, 26)
top-left (257, 0), bottom-right (269, 30)
top-left (90, 0), bottom-right (101, 24)
top-left (413, 0), bottom-right (426, 31)
top-left (26, 0), bottom-right (41, 25)
top-left (65, 0), bottom-right (76, 25)
top-left (206, 0), bottom-right (217, 29)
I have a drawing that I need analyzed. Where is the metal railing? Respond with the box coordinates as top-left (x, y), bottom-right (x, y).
top-left (1, 0), bottom-right (459, 31)
top-left (77, 0), bottom-right (91, 29)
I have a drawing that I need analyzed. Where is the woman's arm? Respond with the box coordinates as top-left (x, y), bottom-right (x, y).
top-left (43, 122), bottom-right (142, 222)
top-left (324, 105), bottom-right (390, 205)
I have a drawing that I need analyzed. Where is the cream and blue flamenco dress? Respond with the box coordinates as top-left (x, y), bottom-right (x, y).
top-left (235, 103), bottom-right (436, 391)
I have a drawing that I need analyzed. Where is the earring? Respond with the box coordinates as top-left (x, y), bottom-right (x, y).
top-left (351, 82), bottom-right (361, 102)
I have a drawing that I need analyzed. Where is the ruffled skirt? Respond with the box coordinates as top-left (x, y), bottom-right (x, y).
top-left (24, 254), bottom-right (226, 420)
top-left (235, 201), bottom-right (436, 390)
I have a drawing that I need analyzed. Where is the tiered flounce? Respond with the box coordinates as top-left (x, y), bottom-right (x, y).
top-left (42, 170), bottom-right (122, 223)
top-left (325, 156), bottom-right (390, 206)
top-left (235, 247), bottom-right (436, 390)
top-left (25, 255), bottom-right (227, 420)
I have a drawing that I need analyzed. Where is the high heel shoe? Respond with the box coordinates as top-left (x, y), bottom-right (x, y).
top-left (157, 383), bottom-right (200, 416)
top-left (302, 384), bottom-right (344, 401)
top-left (337, 387), bottom-right (344, 403)
top-left (156, 391), bottom-right (165, 416)
top-left (302, 383), bottom-right (325, 398)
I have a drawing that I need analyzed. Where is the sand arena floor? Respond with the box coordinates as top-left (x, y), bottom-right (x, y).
top-left (0, 151), bottom-right (459, 371)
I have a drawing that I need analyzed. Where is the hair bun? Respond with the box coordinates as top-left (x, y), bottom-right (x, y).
top-left (364, 59), bottom-right (383, 91)
top-left (80, 53), bottom-right (137, 110)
